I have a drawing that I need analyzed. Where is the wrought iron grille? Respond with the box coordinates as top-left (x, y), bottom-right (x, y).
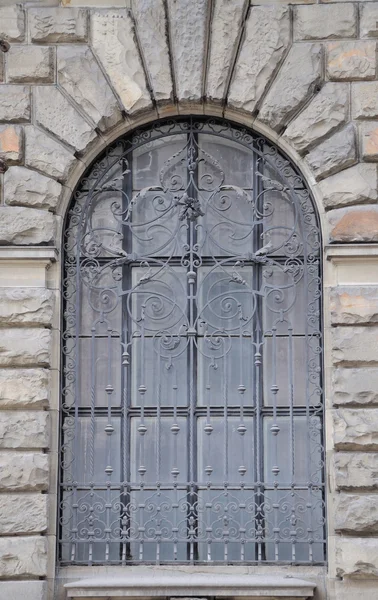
top-left (60, 117), bottom-right (325, 565)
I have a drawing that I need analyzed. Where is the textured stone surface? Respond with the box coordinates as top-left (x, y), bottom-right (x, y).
top-left (353, 82), bottom-right (378, 119)
top-left (0, 536), bottom-right (47, 578)
top-left (91, 9), bottom-right (150, 113)
top-left (0, 328), bottom-right (51, 367)
top-left (335, 494), bottom-right (378, 534)
top-left (0, 6), bottom-right (25, 42)
top-left (328, 205), bottom-right (378, 243)
top-left (361, 121), bottom-right (378, 160)
top-left (330, 286), bottom-right (378, 325)
top-left (0, 125), bottom-right (23, 164)
top-left (333, 367), bottom-right (378, 406)
top-left (229, 5), bottom-right (290, 113)
top-left (332, 325), bottom-right (378, 365)
top-left (57, 45), bottom-right (122, 131)
top-left (258, 43), bottom-right (323, 132)
top-left (4, 166), bottom-right (61, 210)
top-left (0, 86), bottom-right (30, 123)
top-left (133, 0), bottom-right (172, 102)
top-left (0, 411), bottom-right (48, 449)
top-left (25, 126), bottom-right (75, 181)
top-left (335, 538), bottom-right (378, 578)
top-left (0, 494), bottom-right (47, 535)
top-left (29, 7), bottom-right (88, 42)
top-left (0, 369), bottom-right (49, 409)
top-left (361, 3), bottom-right (378, 38)
top-left (0, 288), bottom-right (54, 326)
top-left (0, 206), bottom-right (55, 245)
top-left (306, 124), bottom-right (357, 180)
top-left (35, 86), bottom-right (96, 153)
top-left (283, 83), bottom-right (349, 153)
top-left (168, 0), bottom-right (207, 102)
top-left (334, 452), bottom-right (378, 490)
top-left (294, 3), bottom-right (357, 40)
top-left (333, 408), bottom-right (378, 450)
top-left (0, 452), bottom-right (48, 492)
top-left (7, 45), bottom-right (54, 84)
top-left (327, 41), bottom-right (377, 80)
top-left (206, 0), bottom-right (245, 101)
top-left (0, 581), bottom-right (46, 600)
top-left (319, 163), bottom-right (378, 209)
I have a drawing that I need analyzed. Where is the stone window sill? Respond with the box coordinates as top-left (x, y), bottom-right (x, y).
top-left (65, 572), bottom-right (316, 599)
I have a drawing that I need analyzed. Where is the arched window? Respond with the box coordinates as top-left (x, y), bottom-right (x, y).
top-left (61, 118), bottom-right (324, 565)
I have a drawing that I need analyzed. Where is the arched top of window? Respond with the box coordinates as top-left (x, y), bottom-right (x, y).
top-left (61, 117), bottom-right (324, 566)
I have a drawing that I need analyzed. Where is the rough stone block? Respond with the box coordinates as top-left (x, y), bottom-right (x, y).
top-left (91, 9), bottom-right (150, 113)
top-left (283, 83), bottom-right (349, 153)
top-left (333, 367), bottom-right (378, 406)
top-left (0, 411), bottom-right (49, 449)
top-left (330, 286), bottom-right (378, 325)
top-left (294, 3), bottom-right (357, 40)
top-left (4, 166), bottom-right (61, 211)
top-left (0, 5), bottom-right (25, 42)
top-left (0, 328), bottom-right (51, 367)
top-left (360, 3), bottom-right (378, 38)
top-left (333, 408), bottom-right (378, 450)
top-left (0, 288), bottom-right (54, 326)
top-left (35, 86), bottom-right (96, 153)
top-left (0, 452), bottom-right (48, 492)
top-left (335, 537), bottom-right (378, 578)
top-left (332, 325), bottom-right (378, 365)
top-left (133, 0), bottom-right (172, 102)
top-left (0, 368), bottom-right (49, 409)
top-left (335, 494), bottom-right (378, 534)
top-left (353, 82), bottom-right (378, 119)
top-left (319, 163), bottom-right (378, 209)
top-left (0, 125), bottom-right (23, 164)
top-left (206, 0), bottom-right (245, 101)
top-left (25, 126), bottom-right (75, 181)
top-left (29, 7), bottom-right (88, 42)
top-left (0, 86), bottom-right (30, 123)
top-left (328, 205), bottom-right (378, 243)
top-left (0, 536), bottom-right (47, 578)
top-left (334, 452), bottom-right (378, 490)
top-left (229, 5), bottom-right (290, 113)
top-left (0, 206), bottom-right (55, 245)
top-left (258, 43), bottom-right (323, 132)
top-left (7, 45), bottom-right (54, 84)
top-left (306, 124), bottom-right (357, 180)
top-left (361, 121), bottom-right (378, 161)
top-left (57, 45), bottom-right (122, 131)
top-left (0, 581), bottom-right (46, 600)
top-left (327, 41), bottom-right (376, 80)
top-left (0, 493), bottom-right (47, 534)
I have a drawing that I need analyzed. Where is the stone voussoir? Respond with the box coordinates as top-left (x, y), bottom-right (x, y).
top-left (0, 125), bottom-right (23, 165)
top-left (306, 123), bottom-right (357, 181)
top-left (0, 368), bottom-right (49, 409)
top-left (29, 7), bottom-right (88, 43)
top-left (331, 325), bottom-right (378, 365)
top-left (0, 493), bottom-right (47, 535)
top-left (7, 45), bottom-right (54, 84)
top-left (0, 411), bottom-right (49, 450)
top-left (335, 537), bottom-right (378, 578)
top-left (0, 287), bottom-right (54, 326)
top-left (335, 493), bottom-right (378, 534)
top-left (4, 166), bottom-right (62, 211)
top-left (0, 452), bottom-right (48, 492)
top-left (0, 328), bottom-right (51, 368)
top-left (333, 408), bottom-right (378, 450)
top-left (332, 367), bottom-right (378, 406)
top-left (0, 86), bottom-right (30, 123)
top-left (25, 125), bottom-right (75, 181)
top-left (294, 3), bottom-right (357, 40)
top-left (330, 286), bottom-right (378, 325)
top-left (327, 40), bottom-right (377, 81)
top-left (318, 163), bottom-right (378, 209)
top-left (0, 206), bottom-right (55, 245)
top-left (0, 536), bottom-right (47, 578)
top-left (0, 5), bottom-right (25, 43)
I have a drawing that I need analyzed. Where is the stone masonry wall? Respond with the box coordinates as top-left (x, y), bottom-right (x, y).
top-left (1, 1), bottom-right (378, 599)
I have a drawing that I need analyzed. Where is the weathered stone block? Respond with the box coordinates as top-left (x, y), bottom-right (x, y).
top-left (328, 205), bottom-right (378, 243)
top-left (4, 166), bottom-right (61, 211)
top-left (335, 494), bottom-right (378, 534)
top-left (0, 494), bottom-right (47, 535)
top-left (0, 369), bottom-right (49, 409)
top-left (91, 9), bottom-right (150, 113)
top-left (334, 452), bottom-right (378, 490)
top-left (333, 367), bottom-right (378, 406)
top-left (25, 126), bottom-right (75, 181)
top-left (258, 43), bottom-right (323, 132)
top-left (229, 5), bottom-right (290, 113)
top-left (332, 325), bottom-right (378, 365)
top-left (57, 46), bottom-right (122, 132)
top-left (0, 6), bottom-right (25, 42)
top-left (0, 452), bottom-right (48, 491)
top-left (306, 124), bottom-right (357, 180)
top-left (7, 46), bottom-right (54, 84)
top-left (283, 83), bottom-right (348, 153)
top-left (0, 536), bottom-right (47, 578)
top-left (35, 86), bottom-right (96, 153)
top-left (330, 286), bottom-right (378, 325)
top-left (29, 7), bottom-right (88, 42)
top-left (361, 121), bottom-right (378, 161)
top-left (0, 206), bottom-right (55, 245)
top-left (327, 41), bottom-right (376, 80)
top-left (360, 3), bottom-right (378, 38)
top-left (333, 408), bottom-right (378, 450)
top-left (335, 537), bottom-right (378, 578)
top-left (0, 288), bottom-right (54, 326)
top-left (294, 3), bottom-right (357, 40)
top-left (0, 328), bottom-right (51, 367)
top-left (0, 86), bottom-right (30, 123)
top-left (0, 411), bottom-right (49, 449)
top-left (319, 163), bottom-right (378, 209)
top-left (0, 125), bottom-right (23, 164)
top-left (353, 82), bottom-right (378, 119)
top-left (0, 581), bottom-right (46, 600)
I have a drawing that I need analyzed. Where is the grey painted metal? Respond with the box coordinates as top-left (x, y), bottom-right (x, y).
top-left (60, 117), bottom-right (324, 565)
